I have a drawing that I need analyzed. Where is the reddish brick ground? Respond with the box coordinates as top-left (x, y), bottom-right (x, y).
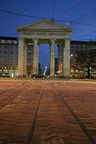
top-left (0, 78), bottom-right (96, 144)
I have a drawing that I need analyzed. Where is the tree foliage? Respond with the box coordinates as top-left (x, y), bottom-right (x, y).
top-left (75, 49), bottom-right (96, 78)
top-left (76, 49), bottom-right (96, 66)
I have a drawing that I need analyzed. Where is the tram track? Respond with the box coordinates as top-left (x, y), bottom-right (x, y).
top-left (0, 80), bottom-right (96, 143)
top-left (0, 81), bottom-right (33, 111)
top-left (0, 81), bottom-right (25, 95)
top-left (0, 87), bottom-right (29, 112)
top-left (30, 81), bottom-right (96, 144)
top-left (0, 81), bottom-right (45, 143)
top-left (52, 82), bottom-right (96, 144)
top-left (25, 81), bottom-right (45, 144)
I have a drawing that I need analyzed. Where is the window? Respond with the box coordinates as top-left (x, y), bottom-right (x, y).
top-left (4, 56), bottom-right (7, 59)
top-left (71, 49), bottom-right (73, 52)
top-left (5, 51), bottom-right (7, 54)
top-left (11, 46), bottom-right (13, 49)
top-left (5, 46), bottom-right (7, 49)
top-left (11, 52), bottom-right (13, 54)
top-left (28, 48), bottom-right (31, 50)
top-left (4, 61), bottom-right (7, 63)
top-left (70, 45), bottom-right (74, 48)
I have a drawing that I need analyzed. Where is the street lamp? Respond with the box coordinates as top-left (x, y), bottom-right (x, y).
top-left (71, 54), bottom-right (73, 57)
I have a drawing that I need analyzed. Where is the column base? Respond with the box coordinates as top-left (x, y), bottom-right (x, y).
top-left (18, 75), bottom-right (27, 78)
top-left (60, 75), bottom-right (70, 80)
top-left (50, 76), bottom-right (55, 78)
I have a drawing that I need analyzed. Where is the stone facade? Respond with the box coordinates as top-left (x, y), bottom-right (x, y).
top-left (16, 20), bottom-right (73, 78)
top-left (1, 36), bottom-right (96, 78)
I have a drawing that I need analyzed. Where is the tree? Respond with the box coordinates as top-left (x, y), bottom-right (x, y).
top-left (75, 49), bottom-right (96, 79)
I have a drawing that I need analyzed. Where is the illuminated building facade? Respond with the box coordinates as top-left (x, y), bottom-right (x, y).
top-left (0, 36), bottom-right (96, 78)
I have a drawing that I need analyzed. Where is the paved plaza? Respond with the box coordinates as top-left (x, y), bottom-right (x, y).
top-left (0, 78), bottom-right (96, 144)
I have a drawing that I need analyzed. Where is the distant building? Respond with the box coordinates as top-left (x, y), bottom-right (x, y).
top-left (70, 41), bottom-right (96, 78)
top-left (58, 41), bottom-right (96, 77)
top-left (0, 36), bottom-right (96, 77)
top-left (0, 36), bottom-right (33, 77)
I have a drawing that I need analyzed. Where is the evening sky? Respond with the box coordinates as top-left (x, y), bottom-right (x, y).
top-left (0, 0), bottom-right (96, 71)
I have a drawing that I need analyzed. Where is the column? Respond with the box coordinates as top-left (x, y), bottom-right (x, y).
top-left (23, 40), bottom-right (27, 77)
top-left (50, 39), bottom-right (55, 77)
top-left (2, 68), bottom-right (4, 76)
top-left (7, 67), bottom-right (9, 76)
top-left (62, 43), bottom-right (65, 76)
top-left (18, 37), bottom-right (24, 77)
top-left (62, 39), bottom-right (71, 78)
top-left (33, 39), bottom-right (38, 75)
top-left (14, 68), bottom-right (15, 77)
top-left (36, 44), bottom-right (39, 74)
top-left (58, 44), bottom-right (62, 75)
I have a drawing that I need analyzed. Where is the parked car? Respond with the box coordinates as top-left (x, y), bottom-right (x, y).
top-left (32, 74), bottom-right (46, 78)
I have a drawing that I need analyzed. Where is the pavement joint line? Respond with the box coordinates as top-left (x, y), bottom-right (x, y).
top-left (0, 87), bottom-right (28, 112)
top-left (52, 82), bottom-right (96, 144)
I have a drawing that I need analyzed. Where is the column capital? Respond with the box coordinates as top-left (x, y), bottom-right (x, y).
top-left (18, 37), bottom-right (24, 41)
top-left (50, 39), bottom-right (56, 46)
top-left (50, 38), bottom-right (56, 42)
top-left (32, 38), bottom-right (40, 45)
top-left (64, 38), bottom-right (71, 42)
top-left (32, 38), bottom-right (38, 41)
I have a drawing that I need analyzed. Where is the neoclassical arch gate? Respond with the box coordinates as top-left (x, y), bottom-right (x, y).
top-left (16, 20), bottom-right (73, 78)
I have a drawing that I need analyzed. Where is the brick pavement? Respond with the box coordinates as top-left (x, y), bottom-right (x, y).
top-left (0, 79), bottom-right (96, 143)
top-left (32, 82), bottom-right (93, 144)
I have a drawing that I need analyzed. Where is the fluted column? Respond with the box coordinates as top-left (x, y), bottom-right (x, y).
top-left (23, 40), bottom-right (27, 77)
top-left (58, 44), bottom-right (60, 72)
top-left (50, 39), bottom-right (55, 77)
top-left (36, 44), bottom-right (39, 74)
top-left (33, 39), bottom-right (38, 75)
top-left (18, 37), bottom-right (24, 77)
top-left (58, 44), bottom-right (62, 75)
top-left (62, 43), bottom-right (65, 76)
top-left (2, 68), bottom-right (4, 76)
top-left (62, 39), bottom-right (71, 78)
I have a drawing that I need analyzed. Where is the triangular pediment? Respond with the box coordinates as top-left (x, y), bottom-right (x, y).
top-left (17, 20), bottom-right (72, 31)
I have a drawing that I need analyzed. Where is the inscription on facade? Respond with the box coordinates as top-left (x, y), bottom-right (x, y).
top-left (23, 32), bottom-right (66, 36)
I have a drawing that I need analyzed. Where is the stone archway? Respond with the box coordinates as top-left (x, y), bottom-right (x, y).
top-left (16, 20), bottom-right (73, 78)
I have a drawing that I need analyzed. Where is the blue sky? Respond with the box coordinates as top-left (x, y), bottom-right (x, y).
top-left (0, 0), bottom-right (96, 71)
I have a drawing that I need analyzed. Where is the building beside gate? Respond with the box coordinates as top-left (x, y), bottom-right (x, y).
top-left (60, 41), bottom-right (96, 78)
top-left (0, 36), bottom-right (34, 77)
